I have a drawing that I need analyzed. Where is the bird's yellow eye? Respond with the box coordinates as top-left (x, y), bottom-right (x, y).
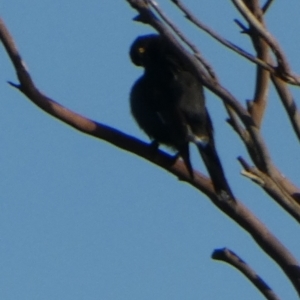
top-left (138, 46), bottom-right (146, 54)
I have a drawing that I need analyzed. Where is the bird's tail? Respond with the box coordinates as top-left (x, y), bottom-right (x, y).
top-left (197, 142), bottom-right (235, 201)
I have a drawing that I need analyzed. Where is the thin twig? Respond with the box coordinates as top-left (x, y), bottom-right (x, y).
top-left (241, 170), bottom-right (265, 185)
top-left (271, 75), bottom-right (300, 143)
top-left (232, 1), bottom-right (300, 205)
top-left (212, 248), bottom-right (281, 300)
top-left (232, 0), bottom-right (300, 85)
top-left (237, 157), bottom-right (300, 217)
top-left (225, 106), bottom-right (249, 142)
top-left (239, 1), bottom-right (300, 202)
top-left (171, 0), bottom-right (279, 77)
top-left (262, 0), bottom-right (275, 14)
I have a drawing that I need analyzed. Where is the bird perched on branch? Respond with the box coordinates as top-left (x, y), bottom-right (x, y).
top-left (129, 34), bottom-right (234, 200)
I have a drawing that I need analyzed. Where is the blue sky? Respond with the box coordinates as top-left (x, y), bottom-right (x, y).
top-left (1, 1), bottom-right (300, 299)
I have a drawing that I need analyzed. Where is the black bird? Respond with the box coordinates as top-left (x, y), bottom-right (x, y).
top-left (129, 34), bottom-right (234, 199)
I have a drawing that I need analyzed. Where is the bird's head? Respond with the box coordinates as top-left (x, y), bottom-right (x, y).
top-left (129, 34), bottom-right (164, 68)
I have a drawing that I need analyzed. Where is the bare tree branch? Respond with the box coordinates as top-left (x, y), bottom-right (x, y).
top-left (226, 107), bottom-right (249, 141)
top-left (170, 0), bottom-right (288, 83)
top-left (233, 0), bottom-right (300, 209)
top-left (237, 157), bottom-right (300, 217)
top-left (262, 0), bottom-right (274, 14)
top-left (212, 248), bottom-right (281, 300)
top-left (241, 0), bottom-right (270, 128)
top-left (2, 1), bottom-right (300, 296)
top-left (232, 0), bottom-right (300, 85)
top-left (271, 75), bottom-right (300, 143)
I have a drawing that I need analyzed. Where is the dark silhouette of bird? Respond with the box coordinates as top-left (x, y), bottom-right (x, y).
top-left (129, 34), bottom-right (234, 200)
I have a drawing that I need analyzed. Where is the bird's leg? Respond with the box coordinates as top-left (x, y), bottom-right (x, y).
top-left (178, 144), bottom-right (194, 180)
top-left (147, 140), bottom-right (161, 156)
top-left (149, 140), bottom-right (159, 151)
